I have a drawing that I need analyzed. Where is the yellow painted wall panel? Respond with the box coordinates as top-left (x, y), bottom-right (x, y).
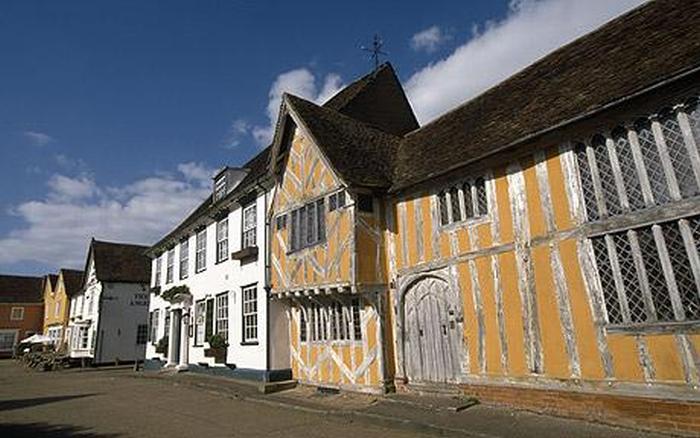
top-left (457, 262), bottom-right (480, 374)
top-left (607, 335), bottom-right (644, 382)
top-left (393, 203), bottom-right (404, 272)
top-left (331, 345), bottom-right (340, 383)
top-left (531, 245), bottom-right (570, 378)
top-left (545, 146), bottom-right (573, 231)
top-left (498, 251), bottom-right (528, 377)
top-left (476, 223), bottom-right (492, 249)
top-left (457, 228), bottom-right (471, 254)
top-left (522, 157), bottom-right (547, 238)
top-left (355, 346), bottom-right (365, 385)
top-left (557, 239), bottom-right (604, 380)
top-left (494, 167), bottom-right (514, 244)
top-left (421, 196), bottom-right (434, 261)
top-left (299, 344), bottom-right (308, 380)
top-left (369, 360), bottom-right (379, 385)
top-left (439, 232), bottom-right (451, 259)
top-left (342, 346), bottom-right (352, 384)
top-left (474, 256), bottom-right (503, 375)
top-left (646, 335), bottom-right (686, 382)
top-left (405, 200), bottom-right (417, 267)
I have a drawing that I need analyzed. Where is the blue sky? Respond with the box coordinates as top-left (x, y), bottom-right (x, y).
top-left (0, 0), bottom-right (644, 275)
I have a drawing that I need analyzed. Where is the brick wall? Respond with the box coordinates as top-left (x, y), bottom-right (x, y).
top-left (397, 381), bottom-right (700, 436)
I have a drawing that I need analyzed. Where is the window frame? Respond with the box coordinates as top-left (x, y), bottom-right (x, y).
top-left (165, 248), bottom-right (175, 284)
top-left (10, 307), bottom-right (24, 321)
top-left (215, 292), bottom-right (229, 341)
top-left (214, 174), bottom-right (227, 202)
top-left (569, 99), bottom-right (700, 332)
top-left (179, 238), bottom-right (189, 280)
top-left (154, 256), bottom-right (162, 287)
top-left (0, 330), bottom-right (18, 352)
top-left (216, 218), bottom-right (229, 263)
top-left (194, 300), bottom-right (206, 346)
top-left (242, 203), bottom-right (257, 249)
top-left (195, 228), bottom-right (207, 273)
top-left (437, 176), bottom-right (490, 228)
top-left (241, 284), bottom-right (258, 344)
top-left (288, 197), bottom-right (326, 253)
top-left (136, 324), bottom-right (148, 345)
top-left (298, 298), bottom-right (363, 345)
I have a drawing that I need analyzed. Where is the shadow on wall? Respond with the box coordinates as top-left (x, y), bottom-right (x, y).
top-left (0, 422), bottom-right (120, 438)
top-left (0, 394), bottom-right (99, 412)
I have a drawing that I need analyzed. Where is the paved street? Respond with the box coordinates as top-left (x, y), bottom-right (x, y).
top-left (0, 360), bottom-right (673, 437)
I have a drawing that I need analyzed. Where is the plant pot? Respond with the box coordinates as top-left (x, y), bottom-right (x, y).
top-left (204, 347), bottom-right (226, 363)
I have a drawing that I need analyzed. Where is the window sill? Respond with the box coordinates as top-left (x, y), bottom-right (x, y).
top-left (195, 268), bottom-right (207, 274)
top-left (605, 320), bottom-right (700, 335)
top-left (240, 341), bottom-right (259, 346)
top-left (231, 246), bottom-right (258, 262)
top-left (215, 258), bottom-right (229, 265)
top-left (439, 214), bottom-right (489, 231)
top-left (287, 240), bottom-right (326, 256)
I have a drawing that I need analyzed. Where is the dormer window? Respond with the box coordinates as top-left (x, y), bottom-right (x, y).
top-left (214, 174), bottom-right (227, 202)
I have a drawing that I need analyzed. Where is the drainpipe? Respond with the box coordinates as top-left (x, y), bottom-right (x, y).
top-left (256, 181), bottom-right (272, 379)
top-left (94, 287), bottom-right (104, 365)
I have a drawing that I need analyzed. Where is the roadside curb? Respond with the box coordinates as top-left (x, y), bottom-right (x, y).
top-left (137, 371), bottom-right (495, 437)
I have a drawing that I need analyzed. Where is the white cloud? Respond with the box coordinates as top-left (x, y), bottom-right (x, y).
top-left (251, 68), bottom-right (344, 146)
top-left (411, 26), bottom-right (449, 53)
top-left (223, 119), bottom-right (251, 149)
top-left (55, 154), bottom-right (88, 173)
top-left (47, 175), bottom-right (100, 201)
top-left (0, 162), bottom-right (215, 270)
top-left (23, 131), bottom-right (53, 146)
top-left (176, 162), bottom-right (214, 186)
top-left (406, 0), bottom-right (646, 124)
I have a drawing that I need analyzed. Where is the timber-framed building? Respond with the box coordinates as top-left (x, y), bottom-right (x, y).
top-left (265, 0), bottom-right (700, 432)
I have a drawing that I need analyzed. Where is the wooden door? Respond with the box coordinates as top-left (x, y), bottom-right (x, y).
top-left (404, 277), bottom-right (462, 383)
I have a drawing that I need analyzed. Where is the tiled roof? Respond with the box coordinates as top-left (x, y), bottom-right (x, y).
top-left (90, 239), bottom-right (151, 284)
top-left (59, 269), bottom-right (84, 297)
top-left (392, 0), bottom-right (700, 191)
top-left (149, 146), bottom-right (272, 253)
top-left (0, 275), bottom-right (44, 303)
top-left (286, 94), bottom-right (401, 189)
top-left (46, 274), bottom-right (58, 291)
top-left (324, 63), bottom-right (419, 136)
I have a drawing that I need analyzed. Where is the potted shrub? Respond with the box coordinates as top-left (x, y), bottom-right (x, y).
top-left (155, 337), bottom-right (169, 355)
top-left (204, 334), bottom-right (228, 363)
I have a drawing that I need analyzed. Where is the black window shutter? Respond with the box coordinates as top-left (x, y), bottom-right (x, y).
top-left (205, 298), bottom-right (214, 342)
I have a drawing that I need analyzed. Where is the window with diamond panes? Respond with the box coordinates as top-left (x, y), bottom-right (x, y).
top-left (590, 216), bottom-right (700, 326)
top-left (438, 177), bottom-right (488, 226)
top-left (661, 112), bottom-right (699, 198)
top-left (574, 105), bottom-right (700, 223)
top-left (612, 128), bottom-right (646, 211)
top-left (298, 299), bottom-right (362, 343)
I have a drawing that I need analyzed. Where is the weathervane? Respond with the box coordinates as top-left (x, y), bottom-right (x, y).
top-left (361, 34), bottom-right (387, 70)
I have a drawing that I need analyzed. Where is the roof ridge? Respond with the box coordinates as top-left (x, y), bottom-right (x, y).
top-left (323, 63), bottom-right (394, 111)
top-left (288, 93), bottom-right (401, 140)
top-left (404, 2), bottom-right (648, 140)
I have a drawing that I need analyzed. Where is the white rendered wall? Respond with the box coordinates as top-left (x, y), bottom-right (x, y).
top-left (147, 191), bottom-right (272, 371)
top-left (94, 282), bottom-right (150, 364)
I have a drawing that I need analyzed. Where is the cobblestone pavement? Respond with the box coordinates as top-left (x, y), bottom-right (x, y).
top-left (0, 361), bottom-right (674, 437)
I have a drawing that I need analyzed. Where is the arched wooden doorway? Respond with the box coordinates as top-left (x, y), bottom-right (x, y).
top-left (403, 277), bottom-right (462, 383)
